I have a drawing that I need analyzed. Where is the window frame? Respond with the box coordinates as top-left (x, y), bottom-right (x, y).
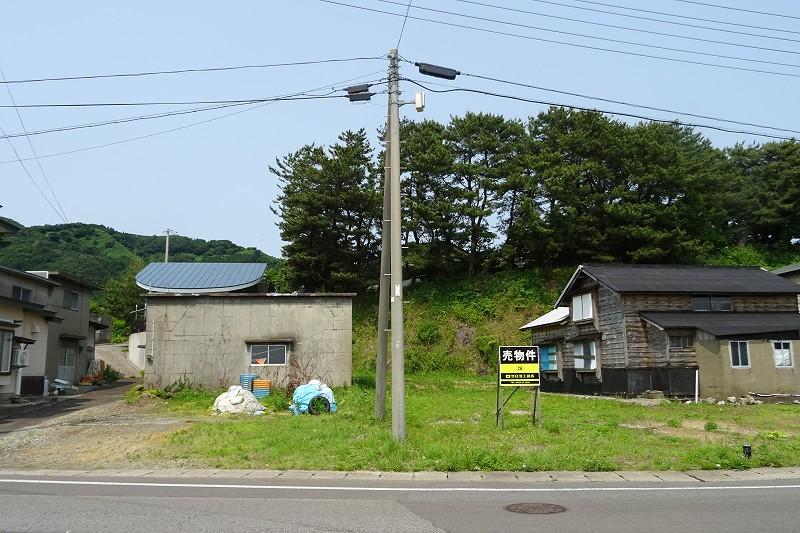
top-left (692, 294), bottom-right (732, 312)
top-left (11, 285), bottom-right (32, 302)
top-left (540, 344), bottom-right (558, 372)
top-left (771, 340), bottom-right (793, 368)
top-left (729, 340), bottom-right (750, 369)
top-left (0, 329), bottom-right (13, 374)
top-left (62, 290), bottom-right (80, 311)
top-left (669, 335), bottom-right (694, 349)
top-left (571, 292), bottom-right (594, 322)
top-left (574, 340), bottom-right (597, 371)
top-left (249, 343), bottom-right (288, 367)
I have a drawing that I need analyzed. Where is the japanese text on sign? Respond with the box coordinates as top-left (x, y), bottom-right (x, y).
top-left (498, 345), bottom-right (540, 387)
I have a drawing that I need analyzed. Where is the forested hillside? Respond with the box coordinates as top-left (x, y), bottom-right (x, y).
top-left (272, 108), bottom-right (800, 292)
top-left (0, 222), bottom-right (280, 287)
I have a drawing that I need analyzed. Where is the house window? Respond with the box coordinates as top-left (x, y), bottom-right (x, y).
top-left (0, 330), bottom-right (12, 374)
top-left (730, 341), bottom-right (749, 368)
top-left (572, 293), bottom-right (593, 321)
top-left (63, 290), bottom-right (79, 310)
top-left (540, 344), bottom-right (558, 371)
top-left (11, 285), bottom-right (32, 302)
top-left (772, 341), bottom-right (793, 368)
top-left (249, 344), bottom-right (288, 366)
top-left (574, 340), bottom-right (597, 370)
top-left (692, 295), bottom-right (732, 312)
top-left (669, 335), bottom-right (694, 349)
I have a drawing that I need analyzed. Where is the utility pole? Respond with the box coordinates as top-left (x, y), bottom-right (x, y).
top-left (388, 48), bottom-right (405, 441)
top-left (375, 105), bottom-right (391, 420)
top-left (163, 228), bottom-right (176, 263)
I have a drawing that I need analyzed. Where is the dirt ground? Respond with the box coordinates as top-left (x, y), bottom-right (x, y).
top-left (0, 398), bottom-right (190, 469)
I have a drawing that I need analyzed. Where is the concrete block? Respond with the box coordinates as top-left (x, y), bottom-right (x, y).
top-left (243, 470), bottom-right (283, 479)
top-left (79, 469), bottom-right (125, 477)
top-left (209, 470), bottom-right (254, 478)
top-left (585, 471), bottom-right (624, 482)
top-left (616, 471), bottom-right (662, 482)
top-left (107, 469), bottom-right (155, 477)
top-left (651, 471), bottom-right (701, 482)
top-left (378, 471), bottom-right (414, 481)
top-left (684, 470), bottom-right (734, 482)
top-left (547, 471), bottom-right (590, 482)
top-left (446, 471), bottom-right (484, 482)
top-left (278, 470), bottom-right (316, 479)
top-left (174, 469), bottom-right (220, 478)
top-left (480, 471), bottom-right (519, 482)
top-left (412, 471), bottom-right (448, 481)
top-left (514, 471), bottom-right (554, 483)
top-left (311, 470), bottom-right (348, 480)
top-left (143, 469), bottom-right (190, 478)
top-left (344, 471), bottom-right (381, 480)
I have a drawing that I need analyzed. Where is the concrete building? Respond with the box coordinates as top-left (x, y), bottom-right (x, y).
top-left (0, 266), bottom-right (58, 398)
top-left (137, 263), bottom-right (354, 389)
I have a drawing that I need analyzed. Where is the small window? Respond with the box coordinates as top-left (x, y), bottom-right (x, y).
top-left (62, 290), bottom-right (79, 310)
top-left (574, 340), bottom-right (597, 370)
top-left (730, 341), bottom-right (749, 368)
top-left (692, 295), bottom-right (731, 312)
top-left (250, 344), bottom-right (287, 366)
top-left (669, 335), bottom-right (694, 349)
top-left (772, 341), bottom-right (793, 368)
top-left (0, 330), bottom-right (12, 373)
top-left (12, 285), bottom-right (32, 302)
top-left (540, 345), bottom-right (558, 371)
top-left (572, 293), bottom-right (593, 321)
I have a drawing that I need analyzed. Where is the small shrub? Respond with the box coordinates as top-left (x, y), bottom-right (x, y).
top-left (584, 457), bottom-right (617, 472)
top-left (667, 419), bottom-right (682, 428)
top-left (103, 365), bottom-right (121, 383)
top-left (110, 318), bottom-right (129, 344)
top-left (705, 421), bottom-right (719, 431)
top-left (757, 431), bottom-right (787, 441)
top-left (352, 374), bottom-right (375, 389)
top-left (124, 384), bottom-right (145, 403)
top-left (416, 320), bottom-right (441, 345)
top-left (263, 389), bottom-right (290, 411)
top-left (544, 420), bottom-right (561, 434)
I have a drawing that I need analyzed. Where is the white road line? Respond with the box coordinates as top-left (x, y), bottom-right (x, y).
top-left (0, 479), bottom-right (799, 492)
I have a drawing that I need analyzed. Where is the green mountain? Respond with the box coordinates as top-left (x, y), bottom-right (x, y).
top-left (0, 222), bottom-right (281, 287)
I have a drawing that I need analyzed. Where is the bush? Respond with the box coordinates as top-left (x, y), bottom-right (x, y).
top-left (110, 318), bottom-right (129, 344)
top-left (667, 419), bottom-right (682, 428)
top-left (416, 320), bottom-right (441, 345)
top-left (103, 365), bottom-right (121, 383)
top-left (705, 421), bottom-right (719, 431)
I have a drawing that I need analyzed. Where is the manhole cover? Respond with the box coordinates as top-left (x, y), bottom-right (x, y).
top-left (505, 503), bottom-right (567, 515)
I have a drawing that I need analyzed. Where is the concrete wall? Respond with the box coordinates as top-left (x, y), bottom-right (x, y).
top-left (696, 339), bottom-right (800, 398)
top-left (144, 294), bottom-right (353, 389)
top-left (43, 280), bottom-right (91, 383)
top-left (128, 332), bottom-right (147, 370)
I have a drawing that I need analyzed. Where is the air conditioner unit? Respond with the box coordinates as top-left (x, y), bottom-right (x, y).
top-left (11, 349), bottom-right (30, 368)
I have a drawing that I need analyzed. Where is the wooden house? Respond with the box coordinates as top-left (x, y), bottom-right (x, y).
top-left (520, 264), bottom-right (800, 397)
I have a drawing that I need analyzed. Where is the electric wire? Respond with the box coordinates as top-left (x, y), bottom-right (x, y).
top-left (402, 78), bottom-right (797, 141)
top-left (668, 0), bottom-right (800, 21)
top-left (453, 70), bottom-right (800, 136)
top-left (318, 1), bottom-right (800, 78)
top-left (449, 0), bottom-right (800, 55)
top-left (0, 56), bottom-right (385, 85)
top-left (0, 95), bottom-right (347, 109)
top-left (1, 67), bottom-right (69, 221)
top-left (0, 123), bottom-right (67, 221)
top-left (0, 71), bottom-right (386, 165)
top-left (396, 0), bottom-right (414, 48)
top-left (524, 0), bottom-right (800, 40)
top-left (375, 0), bottom-right (800, 69)
top-left (554, 0), bottom-right (800, 35)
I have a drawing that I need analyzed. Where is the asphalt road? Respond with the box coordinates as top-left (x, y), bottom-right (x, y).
top-left (0, 474), bottom-right (797, 532)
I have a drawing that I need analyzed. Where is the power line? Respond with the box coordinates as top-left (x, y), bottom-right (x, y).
top-left (524, 0), bottom-right (800, 40)
top-left (396, 0), bottom-right (414, 48)
top-left (555, 0), bottom-right (800, 36)
top-left (320, 1), bottom-right (800, 78)
top-left (668, 0), bottom-right (800, 21)
top-left (0, 56), bottom-right (385, 85)
top-left (401, 78), bottom-right (797, 141)
top-left (0, 95), bottom-right (349, 109)
top-left (0, 71), bottom-right (387, 165)
top-left (1, 67), bottom-right (69, 221)
top-left (453, 70), bottom-right (800, 136)
top-left (375, 0), bottom-right (800, 69)
top-left (450, 0), bottom-right (800, 55)
top-left (0, 123), bottom-right (67, 221)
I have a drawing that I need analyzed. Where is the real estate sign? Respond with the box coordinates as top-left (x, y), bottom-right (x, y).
top-left (499, 346), bottom-right (540, 387)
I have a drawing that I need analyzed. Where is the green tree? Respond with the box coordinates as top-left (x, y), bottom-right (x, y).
top-left (271, 129), bottom-right (380, 291)
top-left (97, 256), bottom-right (146, 331)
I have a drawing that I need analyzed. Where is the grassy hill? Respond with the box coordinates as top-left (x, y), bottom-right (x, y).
top-left (351, 270), bottom-right (573, 375)
top-left (0, 222), bottom-right (280, 287)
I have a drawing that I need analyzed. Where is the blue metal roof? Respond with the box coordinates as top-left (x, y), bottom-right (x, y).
top-left (135, 262), bottom-right (267, 294)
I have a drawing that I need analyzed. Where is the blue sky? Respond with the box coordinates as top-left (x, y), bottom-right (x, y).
top-left (2, 1), bottom-right (798, 257)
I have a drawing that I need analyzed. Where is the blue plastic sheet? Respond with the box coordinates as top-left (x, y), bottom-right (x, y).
top-left (290, 383), bottom-right (337, 415)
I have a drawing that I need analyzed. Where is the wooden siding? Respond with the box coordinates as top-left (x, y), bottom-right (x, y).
top-left (624, 294), bottom-right (692, 368)
top-left (732, 294), bottom-right (797, 312)
top-left (596, 286), bottom-right (625, 368)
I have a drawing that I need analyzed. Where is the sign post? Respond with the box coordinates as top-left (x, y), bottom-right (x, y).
top-left (496, 346), bottom-right (540, 428)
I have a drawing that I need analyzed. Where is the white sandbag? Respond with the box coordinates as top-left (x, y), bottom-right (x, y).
top-left (213, 385), bottom-right (265, 415)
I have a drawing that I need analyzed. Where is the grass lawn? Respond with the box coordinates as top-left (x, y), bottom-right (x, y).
top-left (139, 374), bottom-right (800, 472)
